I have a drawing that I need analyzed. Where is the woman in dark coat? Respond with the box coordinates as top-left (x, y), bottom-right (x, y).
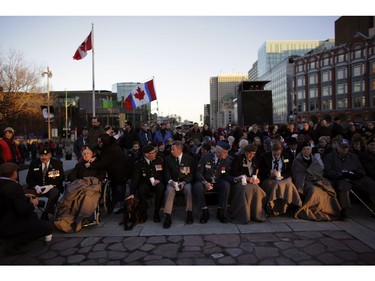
top-left (230, 144), bottom-right (266, 223)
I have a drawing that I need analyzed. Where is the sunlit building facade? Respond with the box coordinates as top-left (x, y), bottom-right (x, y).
top-left (209, 74), bottom-right (248, 130)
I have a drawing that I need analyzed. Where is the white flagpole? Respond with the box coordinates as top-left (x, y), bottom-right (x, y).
top-left (91, 23), bottom-right (96, 117)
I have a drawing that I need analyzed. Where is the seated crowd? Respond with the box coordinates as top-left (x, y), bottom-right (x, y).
top-left (1, 118), bottom-right (375, 255)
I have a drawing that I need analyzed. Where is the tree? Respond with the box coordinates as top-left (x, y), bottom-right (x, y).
top-left (0, 49), bottom-right (47, 129)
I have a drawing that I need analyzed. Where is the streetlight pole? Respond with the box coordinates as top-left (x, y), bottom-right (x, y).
top-left (42, 67), bottom-right (52, 140)
top-left (65, 90), bottom-right (68, 140)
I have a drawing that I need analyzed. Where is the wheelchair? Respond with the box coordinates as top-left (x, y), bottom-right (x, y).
top-left (87, 178), bottom-right (112, 226)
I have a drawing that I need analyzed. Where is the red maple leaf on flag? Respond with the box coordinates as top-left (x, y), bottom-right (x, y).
top-left (134, 87), bottom-right (146, 100)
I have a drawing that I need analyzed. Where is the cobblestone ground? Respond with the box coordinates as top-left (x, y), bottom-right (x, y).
top-left (1, 230), bottom-right (375, 265)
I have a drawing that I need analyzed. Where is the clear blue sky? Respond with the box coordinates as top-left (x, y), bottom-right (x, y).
top-left (1, 1), bottom-right (367, 124)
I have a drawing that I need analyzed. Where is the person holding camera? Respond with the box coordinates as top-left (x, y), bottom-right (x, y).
top-left (324, 139), bottom-right (375, 221)
top-left (0, 163), bottom-right (53, 255)
top-left (25, 147), bottom-right (65, 221)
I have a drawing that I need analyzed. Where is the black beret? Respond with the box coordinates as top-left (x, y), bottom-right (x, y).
top-left (301, 140), bottom-right (312, 148)
top-left (143, 144), bottom-right (155, 154)
top-left (39, 147), bottom-right (51, 154)
top-left (0, 163), bottom-right (19, 176)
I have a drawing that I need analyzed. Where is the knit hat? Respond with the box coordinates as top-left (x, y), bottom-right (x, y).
top-left (4, 127), bottom-right (14, 134)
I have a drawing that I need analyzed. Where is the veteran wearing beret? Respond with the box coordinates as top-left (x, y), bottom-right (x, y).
top-left (192, 140), bottom-right (235, 224)
top-left (25, 147), bottom-right (64, 221)
top-left (127, 144), bottom-right (166, 223)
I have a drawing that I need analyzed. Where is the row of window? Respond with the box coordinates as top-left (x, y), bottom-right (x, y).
top-left (296, 62), bottom-right (375, 86)
top-left (296, 45), bottom-right (375, 72)
top-left (296, 95), bottom-right (368, 112)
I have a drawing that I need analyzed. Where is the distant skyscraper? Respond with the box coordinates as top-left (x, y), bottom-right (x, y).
top-left (210, 74), bottom-right (248, 130)
top-left (257, 40), bottom-right (325, 77)
top-left (248, 61), bottom-right (258, 81)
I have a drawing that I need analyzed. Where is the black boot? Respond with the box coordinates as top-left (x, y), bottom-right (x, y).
top-left (163, 214), bottom-right (172, 229)
top-left (186, 211), bottom-right (193, 224)
top-left (200, 208), bottom-right (209, 224)
top-left (217, 208), bottom-right (228, 223)
top-left (153, 211), bottom-right (161, 223)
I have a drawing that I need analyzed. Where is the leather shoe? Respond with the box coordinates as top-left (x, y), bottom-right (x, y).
top-left (340, 209), bottom-right (349, 222)
top-left (41, 212), bottom-right (49, 221)
top-left (153, 212), bottom-right (161, 223)
top-left (200, 208), bottom-right (209, 224)
top-left (163, 214), bottom-right (172, 229)
top-left (186, 211), bottom-right (193, 224)
top-left (216, 208), bottom-right (228, 223)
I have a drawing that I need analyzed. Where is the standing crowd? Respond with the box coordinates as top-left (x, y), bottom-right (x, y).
top-left (1, 116), bottom-right (375, 255)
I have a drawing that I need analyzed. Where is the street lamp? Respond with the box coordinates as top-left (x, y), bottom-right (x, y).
top-left (42, 67), bottom-right (52, 140)
top-left (65, 90), bottom-right (76, 140)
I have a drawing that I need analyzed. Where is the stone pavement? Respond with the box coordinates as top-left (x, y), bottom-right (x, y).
top-left (1, 158), bottom-right (375, 266)
top-left (1, 204), bottom-right (375, 266)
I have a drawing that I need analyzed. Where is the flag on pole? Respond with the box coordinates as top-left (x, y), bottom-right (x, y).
top-left (124, 79), bottom-right (157, 110)
top-left (73, 31), bottom-right (93, 60)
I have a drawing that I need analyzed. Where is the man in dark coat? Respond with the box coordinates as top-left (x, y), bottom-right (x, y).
top-left (88, 117), bottom-right (106, 153)
top-left (324, 138), bottom-right (375, 220)
top-left (97, 133), bottom-right (131, 213)
top-left (359, 136), bottom-right (375, 181)
top-left (25, 147), bottom-right (64, 221)
top-left (0, 163), bottom-right (53, 255)
top-left (163, 141), bottom-right (194, 228)
top-left (192, 140), bottom-right (234, 224)
top-left (128, 145), bottom-right (165, 223)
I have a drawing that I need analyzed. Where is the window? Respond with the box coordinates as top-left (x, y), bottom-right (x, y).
top-left (353, 96), bottom-right (365, 108)
top-left (322, 99), bottom-right (332, 111)
top-left (309, 61), bottom-right (316, 70)
top-left (321, 57), bottom-right (330, 67)
top-left (352, 49), bottom-right (363, 59)
top-left (371, 61), bottom-right (375, 73)
top-left (309, 101), bottom-right (318, 111)
top-left (322, 85), bottom-right (331, 97)
top-left (309, 87), bottom-right (318, 98)
top-left (309, 73), bottom-right (317, 85)
top-left (297, 64), bottom-right (304, 72)
top-left (336, 53), bottom-right (347, 63)
top-left (336, 67), bottom-right (347, 80)
top-left (337, 82), bottom-right (347, 95)
top-left (297, 90), bottom-right (305, 100)
top-left (321, 71), bottom-right (331, 82)
top-left (352, 64), bottom-right (365, 77)
top-left (297, 76), bottom-right (305, 87)
top-left (353, 80), bottom-right (365, 93)
top-left (337, 98), bottom-right (347, 109)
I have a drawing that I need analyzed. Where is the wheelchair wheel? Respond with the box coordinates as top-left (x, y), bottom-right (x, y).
top-left (102, 179), bottom-right (113, 213)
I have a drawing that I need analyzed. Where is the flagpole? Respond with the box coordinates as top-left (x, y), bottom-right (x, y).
top-left (91, 23), bottom-right (96, 117)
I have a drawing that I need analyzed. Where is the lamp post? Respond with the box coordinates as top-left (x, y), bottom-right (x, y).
top-left (42, 67), bottom-right (52, 140)
top-left (65, 90), bottom-right (76, 140)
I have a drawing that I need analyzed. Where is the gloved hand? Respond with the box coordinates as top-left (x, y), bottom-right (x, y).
top-left (342, 171), bottom-right (357, 180)
top-left (42, 184), bottom-right (54, 194)
top-left (35, 185), bottom-right (43, 194)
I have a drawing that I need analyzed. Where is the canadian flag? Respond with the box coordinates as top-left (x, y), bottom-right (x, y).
top-left (124, 79), bottom-right (157, 110)
top-left (73, 32), bottom-right (92, 60)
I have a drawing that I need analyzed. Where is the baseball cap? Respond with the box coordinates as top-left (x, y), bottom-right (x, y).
top-left (338, 139), bottom-right (349, 148)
